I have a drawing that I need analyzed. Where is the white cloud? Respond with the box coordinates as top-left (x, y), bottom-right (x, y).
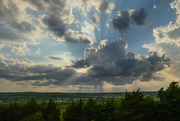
top-left (81, 21), bottom-right (95, 35)
top-left (152, 0), bottom-right (180, 47)
top-left (11, 44), bottom-right (31, 56)
top-left (143, 0), bottom-right (180, 84)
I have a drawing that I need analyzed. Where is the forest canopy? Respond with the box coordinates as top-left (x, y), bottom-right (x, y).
top-left (0, 81), bottom-right (180, 121)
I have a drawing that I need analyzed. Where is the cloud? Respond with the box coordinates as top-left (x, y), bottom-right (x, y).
top-left (112, 8), bottom-right (149, 33)
top-left (72, 59), bottom-right (90, 68)
top-left (0, 0), bottom-right (19, 24)
top-left (43, 15), bottom-right (67, 37)
top-left (0, 37), bottom-right (171, 87)
top-left (131, 8), bottom-right (149, 25)
top-left (143, 0), bottom-right (180, 82)
top-left (0, 44), bottom-right (4, 49)
top-left (25, 0), bottom-right (94, 45)
top-left (0, 38), bottom-right (171, 87)
top-left (71, 0), bottom-right (108, 15)
top-left (64, 30), bottom-right (93, 45)
top-left (0, 0), bottom-right (47, 49)
top-left (151, 0), bottom-right (180, 47)
top-left (99, 0), bottom-right (109, 13)
top-left (0, 32), bottom-right (21, 42)
top-left (72, 38), bottom-right (171, 85)
top-left (11, 44), bottom-right (31, 56)
top-left (0, 0), bottom-right (92, 46)
top-left (91, 13), bottom-right (100, 24)
top-left (48, 56), bottom-right (64, 61)
top-left (112, 10), bottom-right (131, 33)
top-left (0, 55), bottom-right (77, 86)
top-left (143, 42), bottom-right (180, 80)
top-left (9, 22), bottom-right (35, 33)
top-left (167, 27), bottom-right (180, 40)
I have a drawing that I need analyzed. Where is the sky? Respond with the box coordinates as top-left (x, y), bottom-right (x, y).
top-left (0, 0), bottom-right (180, 92)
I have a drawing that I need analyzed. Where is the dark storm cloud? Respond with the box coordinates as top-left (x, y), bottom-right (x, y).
top-left (112, 10), bottom-right (131, 33)
top-left (131, 8), bottom-right (149, 25)
top-left (112, 8), bottom-right (149, 33)
top-left (48, 56), bottom-right (64, 61)
top-left (72, 59), bottom-right (90, 68)
top-left (43, 15), bottom-right (67, 37)
top-left (71, 38), bottom-right (171, 85)
top-left (99, 0), bottom-right (109, 13)
top-left (0, 56), bottom-right (77, 86)
top-left (21, 68), bottom-right (77, 86)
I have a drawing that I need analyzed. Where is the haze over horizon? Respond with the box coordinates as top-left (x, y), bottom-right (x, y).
top-left (0, 0), bottom-right (179, 92)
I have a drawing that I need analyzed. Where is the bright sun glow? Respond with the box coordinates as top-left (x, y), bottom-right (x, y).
top-left (76, 68), bottom-right (89, 73)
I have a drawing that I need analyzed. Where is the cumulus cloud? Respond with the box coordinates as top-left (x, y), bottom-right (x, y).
top-left (72, 38), bottom-right (171, 85)
top-left (151, 0), bottom-right (180, 47)
top-left (143, 0), bottom-right (180, 82)
top-left (11, 44), bottom-right (31, 56)
top-left (112, 10), bottom-right (131, 33)
top-left (153, 22), bottom-right (180, 46)
top-left (43, 15), bottom-right (67, 37)
top-left (143, 42), bottom-right (180, 80)
top-left (112, 8), bottom-right (149, 33)
top-left (131, 8), bottom-right (149, 25)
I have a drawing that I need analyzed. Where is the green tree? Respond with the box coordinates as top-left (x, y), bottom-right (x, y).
top-left (157, 81), bottom-right (180, 120)
top-left (82, 98), bottom-right (98, 121)
top-left (20, 111), bottom-right (45, 121)
top-left (114, 89), bottom-right (156, 121)
top-left (23, 98), bottom-right (38, 116)
top-left (0, 104), bottom-right (4, 121)
top-left (2, 101), bottom-right (23, 121)
top-left (63, 99), bottom-right (84, 121)
top-left (39, 99), bottom-right (61, 121)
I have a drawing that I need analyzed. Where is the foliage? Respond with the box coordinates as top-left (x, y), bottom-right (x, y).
top-left (0, 98), bottom-right (61, 121)
top-left (113, 89), bottom-right (156, 121)
top-left (20, 111), bottom-right (45, 121)
top-left (62, 81), bottom-right (180, 121)
top-left (0, 81), bottom-right (180, 121)
top-left (157, 81), bottom-right (180, 120)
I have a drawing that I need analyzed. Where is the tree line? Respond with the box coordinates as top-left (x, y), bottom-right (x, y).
top-left (0, 81), bottom-right (180, 121)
